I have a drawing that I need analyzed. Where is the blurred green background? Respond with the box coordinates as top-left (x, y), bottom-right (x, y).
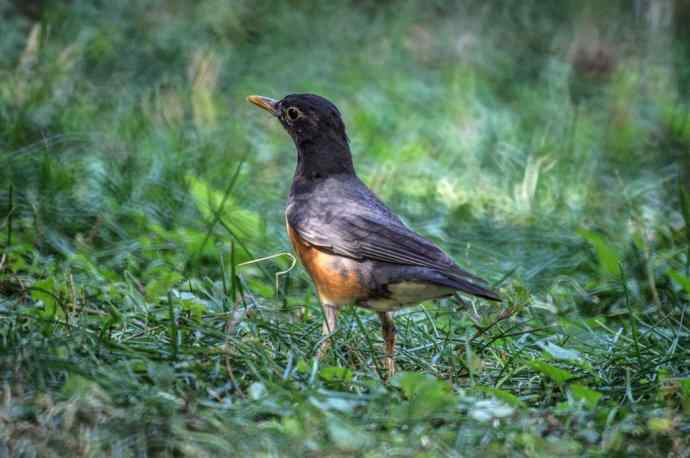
top-left (1, 1), bottom-right (689, 456)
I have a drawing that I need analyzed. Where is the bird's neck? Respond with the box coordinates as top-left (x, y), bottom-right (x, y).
top-left (292, 133), bottom-right (355, 183)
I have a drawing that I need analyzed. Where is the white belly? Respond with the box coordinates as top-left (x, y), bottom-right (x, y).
top-left (367, 282), bottom-right (455, 312)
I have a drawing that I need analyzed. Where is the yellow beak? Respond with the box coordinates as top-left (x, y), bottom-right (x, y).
top-left (246, 95), bottom-right (279, 116)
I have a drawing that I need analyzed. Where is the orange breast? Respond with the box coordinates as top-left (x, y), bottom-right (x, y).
top-left (286, 221), bottom-right (367, 306)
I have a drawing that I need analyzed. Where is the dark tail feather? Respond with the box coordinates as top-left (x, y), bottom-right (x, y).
top-left (439, 275), bottom-right (501, 302)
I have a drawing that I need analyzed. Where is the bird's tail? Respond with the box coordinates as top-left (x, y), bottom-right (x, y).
top-left (439, 274), bottom-right (502, 302)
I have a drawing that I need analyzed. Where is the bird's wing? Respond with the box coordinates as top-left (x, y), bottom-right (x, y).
top-left (287, 183), bottom-right (499, 300)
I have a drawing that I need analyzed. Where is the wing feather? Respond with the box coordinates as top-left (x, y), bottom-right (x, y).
top-left (287, 178), bottom-right (498, 301)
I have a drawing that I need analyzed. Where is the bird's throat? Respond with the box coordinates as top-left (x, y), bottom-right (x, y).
top-left (293, 135), bottom-right (355, 183)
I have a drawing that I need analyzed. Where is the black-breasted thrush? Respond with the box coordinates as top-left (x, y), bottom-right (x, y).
top-left (248, 93), bottom-right (500, 377)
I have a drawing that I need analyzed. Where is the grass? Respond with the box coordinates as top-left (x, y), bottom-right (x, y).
top-left (1, 0), bottom-right (689, 456)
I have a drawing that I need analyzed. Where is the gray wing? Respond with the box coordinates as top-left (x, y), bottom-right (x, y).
top-left (287, 177), bottom-right (500, 300)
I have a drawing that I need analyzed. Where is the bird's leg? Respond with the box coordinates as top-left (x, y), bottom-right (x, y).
top-left (378, 311), bottom-right (396, 380)
top-left (317, 304), bottom-right (338, 359)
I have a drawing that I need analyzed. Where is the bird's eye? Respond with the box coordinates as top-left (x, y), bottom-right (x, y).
top-left (286, 107), bottom-right (300, 121)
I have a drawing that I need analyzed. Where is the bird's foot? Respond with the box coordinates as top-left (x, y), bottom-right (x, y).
top-left (316, 338), bottom-right (332, 360)
top-left (382, 354), bottom-right (396, 381)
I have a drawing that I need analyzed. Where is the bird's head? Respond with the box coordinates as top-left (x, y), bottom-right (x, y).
top-left (247, 93), bottom-right (348, 145)
top-left (247, 93), bottom-right (354, 180)
top-left (247, 94), bottom-right (347, 147)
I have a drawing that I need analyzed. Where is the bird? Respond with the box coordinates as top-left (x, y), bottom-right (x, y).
top-left (247, 93), bottom-right (500, 378)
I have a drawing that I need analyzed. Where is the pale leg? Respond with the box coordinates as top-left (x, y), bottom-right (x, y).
top-left (317, 304), bottom-right (338, 358)
top-left (378, 311), bottom-right (396, 379)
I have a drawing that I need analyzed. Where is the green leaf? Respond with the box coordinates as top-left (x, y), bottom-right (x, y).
top-left (179, 299), bottom-right (207, 319)
top-left (530, 360), bottom-right (576, 384)
top-left (668, 270), bottom-right (690, 296)
top-left (186, 175), bottom-right (264, 241)
top-left (477, 387), bottom-right (526, 408)
top-left (680, 186), bottom-right (690, 243)
top-left (310, 396), bottom-right (360, 413)
top-left (248, 382), bottom-right (267, 400)
top-left (391, 371), bottom-right (432, 399)
top-left (470, 399), bottom-right (515, 422)
top-left (391, 372), bottom-right (456, 418)
top-left (326, 416), bottom-right (374, 450)
top-left (680, 378), bottom-right (690, 397)
top-left (295, 359), bottom-right (310, 374)
top-left (577, 228), bottom-right (620, 277)
top-left (31, 278), bottom-right (60, 320)
top-left (149, 224), bottom-right (216, 258)
top-left (647, 417), bottom-right (673, 434)
top-left (144, 271), bottom-right (184, 301)
top-left (319, 366), bottom-right (353, 384)
top-left (680, 378), bottom-right (690, 414)
top-left (61, 374), bottom-right (95, 398)
top-left (568, 384), bottom-right (602, 409)
top-left (104, 302), bottom-right (123, 328)
top-left (538, 342), bottom-right (582, 362)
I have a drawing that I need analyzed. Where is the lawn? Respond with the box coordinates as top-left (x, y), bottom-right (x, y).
top-left (1, 1), bottom-right (689, 456)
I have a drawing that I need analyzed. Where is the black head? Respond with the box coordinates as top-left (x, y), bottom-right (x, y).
top-left (248, 93), bottom-right (355, 181)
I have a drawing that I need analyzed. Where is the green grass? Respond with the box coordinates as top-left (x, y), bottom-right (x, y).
top-left (1, 0), bottom-right (689, 456)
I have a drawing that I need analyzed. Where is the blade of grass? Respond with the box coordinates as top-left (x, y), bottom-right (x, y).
top-left (192, 157), bottom-right (245, 263)
top-left (219, 242), bottom-right (229, 312)
top-left (167, 291), bottom-right (179, 361)
top-left (6, 183), bottom-right (13, 250)
top-left (352, 309), bottom-right (385, 381)
top-left (680, 185), bottom-right (690, 276)
top-left (218, 219), bottom-right (271, 283)
top-left (230, 240), bottom-right (237, 308)
top-left (620, 263), bottom-right (641, 369)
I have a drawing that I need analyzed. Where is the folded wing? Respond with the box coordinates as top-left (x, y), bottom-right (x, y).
top-left (287, 180), bottom-right (500, 301)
